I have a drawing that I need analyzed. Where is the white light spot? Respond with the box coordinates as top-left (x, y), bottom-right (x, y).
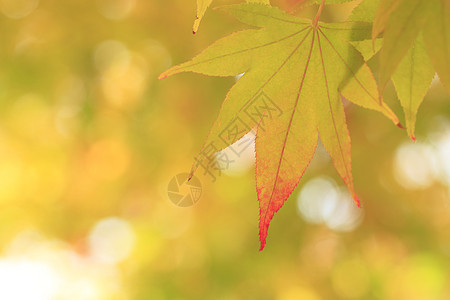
top-left (431, 73), bottom-right (440, 87)
top-left (393, 142), bottom-right (439, 190)
top-left (235, 73), bottom-right (245, 81)
top-left (0, 259), bottom-right (60, 300)
top-left (88, 217), bottom-right (136, 264)
top-left (326, 187), bottom-right (364, 232)
top-left (0, 230), bottom-right (123, 300)
top-left (297, 177), bottom-right (363, 232)
top-left (297, 177), bottom-right (337, 224)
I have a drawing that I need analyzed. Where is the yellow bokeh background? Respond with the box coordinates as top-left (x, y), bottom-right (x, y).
top-left (0, 0), bottom-right (449, 299)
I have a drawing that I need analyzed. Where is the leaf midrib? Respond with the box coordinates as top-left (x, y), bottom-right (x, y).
top-left (260, 29), bottom-right (316, 229)
top-left (172, 27), bottom-right (309, 73)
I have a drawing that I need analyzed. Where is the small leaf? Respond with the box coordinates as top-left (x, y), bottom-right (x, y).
top-left (378, 0), bottom-right (432, 92)
top-left (352, 36), bottom-right (434, 140)
top-left (392, 35), bottom-right (434, 140)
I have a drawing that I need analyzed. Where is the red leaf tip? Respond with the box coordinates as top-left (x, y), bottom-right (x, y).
top-left (396, 122), bottom-right (405, 129)
top-left (259, 240), bottom-right (266, 252)
top-left (259, 224), bottom-right (268, 251)
top-left (158, 73), bottom-right (168, 80)
top-left (411, 136), bottom-right (417, 142)
top-left (354, 195), bottom-right (361, 208)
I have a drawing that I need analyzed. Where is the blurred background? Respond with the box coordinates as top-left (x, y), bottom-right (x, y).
top-left (0, 0), bottom-right (449, 299)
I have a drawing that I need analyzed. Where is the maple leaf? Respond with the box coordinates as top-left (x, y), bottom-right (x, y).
top-left (373, 0), bottom-right (450, 94)
top-left (350, 0), bottom-right (435, 140)
top-left (392, 36), bottom-right (434, 140)
top-left (352, 37), bottom-right (434, 141)
top-left (160, 2), bottom-right (400, 250)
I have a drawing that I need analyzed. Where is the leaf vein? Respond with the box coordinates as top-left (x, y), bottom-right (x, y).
top-left (174, 27), bottom-right (310, 72)
top-left (317, 31), bottom-right (352, 185)
top-left (319, 28), bottom-right (378, 104)
top-left (260, 30), bottom-right (316, 227)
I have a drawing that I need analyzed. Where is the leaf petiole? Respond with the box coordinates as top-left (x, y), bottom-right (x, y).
top-left (312, 0), bottom-right (325, 29)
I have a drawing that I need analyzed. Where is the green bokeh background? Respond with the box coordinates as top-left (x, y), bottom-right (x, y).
top-left (0, 0), bottom-right (449, 299)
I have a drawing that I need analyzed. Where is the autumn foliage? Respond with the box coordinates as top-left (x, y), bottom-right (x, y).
top-left (160, 0), bottom-right (450, 250)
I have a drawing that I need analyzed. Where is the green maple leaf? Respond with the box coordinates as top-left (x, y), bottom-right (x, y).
top-left (193, 0), bottom-right (361, 33)
top-left (392, 36), bottom-right (435, 141)
top-left (161, 3), bottom-right (400, 250)
top-left (353, 36), bottom-right (434, 141)
top-left (373, 0), bottom-right (450, 94)
top-left (351, 0), bottom-right (438, 140)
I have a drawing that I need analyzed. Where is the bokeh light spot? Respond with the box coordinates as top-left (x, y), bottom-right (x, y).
top-left (297, 177), bottom-right (363, 231)
top-left (393, 142), bottom-right (439, 190)
top-left (88, 217), bottom-right (136, 264)
top-left (0, 230), bottom-right (122, 300)
top-left (0, 259), bottom-right (60, 300)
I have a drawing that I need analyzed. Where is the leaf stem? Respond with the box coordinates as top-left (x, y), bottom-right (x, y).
top-left (312, 0), bottom-right (325, 28)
